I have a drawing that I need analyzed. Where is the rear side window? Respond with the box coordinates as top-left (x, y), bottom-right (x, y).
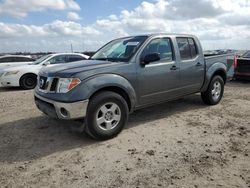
top-left (141, 38), bottom-right (173, 62)
top-left (0, 57), bottom-right (13, 63)
top-left (188, 38), bottom-right (198, 58)
top-left (0, 57), bottom-right (10, 63)
top-left (0, 57), bottom-right (18, 63)
top-left (0, 56), bottom-right (33, 63)
top-left (15, 57), bottom-right (34, 62)
top-left (177, 37), bottom-right (198, 60)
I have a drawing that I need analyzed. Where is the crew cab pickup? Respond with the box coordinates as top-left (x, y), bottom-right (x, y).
top-left (34, 34), bottom-right (229, 140)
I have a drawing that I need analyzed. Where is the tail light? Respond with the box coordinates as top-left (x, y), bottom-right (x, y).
top-left (233, 55), bottom-right (238, 69)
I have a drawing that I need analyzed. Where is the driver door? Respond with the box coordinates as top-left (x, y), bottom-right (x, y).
top-left (137, 37), bottom-right (181, 106)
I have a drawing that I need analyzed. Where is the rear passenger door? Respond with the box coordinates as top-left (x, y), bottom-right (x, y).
top-left (176, 37), bottom-right (205, 93)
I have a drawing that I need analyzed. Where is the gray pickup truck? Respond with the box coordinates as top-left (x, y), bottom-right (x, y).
top-left (35, 34), bottom-right (228, 140)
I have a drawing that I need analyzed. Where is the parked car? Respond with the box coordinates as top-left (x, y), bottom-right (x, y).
top-left (34, 34), bottom-right (230, 140)
top-left (234, 50), bottom-right (250, 80)
top-left (0, 53), bottom-right (89, 89)
top-left (0, 55), bottom-right (35, 69)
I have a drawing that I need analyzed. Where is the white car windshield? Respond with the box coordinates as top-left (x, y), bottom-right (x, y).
top-left (30, 54), bottom-right (53, 65)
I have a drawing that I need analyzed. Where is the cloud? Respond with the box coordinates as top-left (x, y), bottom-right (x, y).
top-left (67, 12), bottom-right (81, 21)
top-left (0, 0), bottom-right (80, 17)
top-left (0, 20), bottom-right (101, 38)
top-left (0, 0), bottom-right (250, 52)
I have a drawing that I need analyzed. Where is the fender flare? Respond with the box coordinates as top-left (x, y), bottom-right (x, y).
top-left (74, 74), bottom-right (137, 110)
top-left (201, 62), bottom-right (227, 92)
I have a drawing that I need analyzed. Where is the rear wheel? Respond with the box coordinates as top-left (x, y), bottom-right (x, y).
top-left (20, 74), bottom-right (37, 89)
top-left (85, 91), bottom-right (129, 140)
top-left (201, 75), bottom-right (224, 105)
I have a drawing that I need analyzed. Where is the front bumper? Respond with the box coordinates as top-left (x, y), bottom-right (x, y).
top-left (34, 93), bottom-right (89, 120)
top-left (0, 75), bottom-right (20, 87)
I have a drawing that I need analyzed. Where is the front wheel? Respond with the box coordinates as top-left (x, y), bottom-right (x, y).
top-left (201, 75), bottom-right (224, 105)
top-left (20, 74), bottom-right (37, 89)
top-left (84, 91), bottom-right (129, 140)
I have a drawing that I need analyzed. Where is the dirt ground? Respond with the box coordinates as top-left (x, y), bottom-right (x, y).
top-left (0, 81), bottom-right (249, 188)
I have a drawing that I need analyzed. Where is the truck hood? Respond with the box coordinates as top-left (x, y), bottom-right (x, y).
top-left (40, 60), bottom-right (125, 77)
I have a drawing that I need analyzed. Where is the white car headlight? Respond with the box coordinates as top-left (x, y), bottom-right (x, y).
top-left (4, 71), bottom-right (19, 76)
top-left (56, 78), bottom-right (81, 93)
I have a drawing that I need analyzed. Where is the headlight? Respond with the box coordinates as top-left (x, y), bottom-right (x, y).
top-left (4, 71), bottom-right (19, 76)
top-left (56, 78), bottom-right (81, 93)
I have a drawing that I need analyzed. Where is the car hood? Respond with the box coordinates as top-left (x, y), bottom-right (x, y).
top-left (0, 62), bottom-right (30, 69)
top-left (1, 64), bottom-right (40, 72)
top-left (39, 60), bottom-right (125, 77)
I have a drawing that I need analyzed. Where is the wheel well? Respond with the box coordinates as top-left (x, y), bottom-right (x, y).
top-left (19, 73), bottom-right (37, 84)
top-left (90, 86), bottom-right (131, 111)
top-left (212, 70), bottom-right (227, 83)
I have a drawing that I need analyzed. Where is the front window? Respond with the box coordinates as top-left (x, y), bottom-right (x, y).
top-left (48, 55), bottom-right (67, 64)
top-left (30, 54), bottom-right (53, 65)
top-left (91, 36), bottom-right (148, 62)
top-left (141, 38), bottom-right (174, 62)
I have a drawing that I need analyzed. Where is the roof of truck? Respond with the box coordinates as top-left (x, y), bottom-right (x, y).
top-left (148, 33), bottom-right (196, 37)
top-left (116, 33), bottom-right (197, 40)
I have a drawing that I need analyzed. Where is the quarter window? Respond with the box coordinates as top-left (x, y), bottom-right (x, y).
top-left (141, 38), bottom-right (173, 62)
top-left (188, 38), bottom-right (198, 58)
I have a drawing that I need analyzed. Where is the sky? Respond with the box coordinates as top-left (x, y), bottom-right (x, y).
top-left (0, 0), bottom-right (250, 53)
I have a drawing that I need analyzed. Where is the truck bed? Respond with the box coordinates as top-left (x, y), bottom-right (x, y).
top-left (204, 54), bottom-right (234, 78)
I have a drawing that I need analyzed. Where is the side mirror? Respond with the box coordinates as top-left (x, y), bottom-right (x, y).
top-left (141, 53), bottom-right (160, 65)
top-left (42, 61), bottom-right (50, 66)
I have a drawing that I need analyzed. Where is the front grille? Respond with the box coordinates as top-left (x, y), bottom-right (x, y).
top-left (39, 76), bottom-right (47, 90)
top-left (50, 78), bottom-right (59, 91)
top-left (38, 76), bottom-right (58, 92)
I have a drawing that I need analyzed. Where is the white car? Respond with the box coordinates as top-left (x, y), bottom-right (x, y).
top-left (0, 55), bottom-right (35, 69)
top-left (0, 53), bottom-right (89, 89)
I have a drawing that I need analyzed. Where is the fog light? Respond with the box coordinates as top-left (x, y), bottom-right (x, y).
top-left (60, 108), bottom-right (68, 117)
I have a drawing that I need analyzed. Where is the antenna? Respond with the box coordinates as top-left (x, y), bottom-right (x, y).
top-left (70, 43), bottom-right (73, 53)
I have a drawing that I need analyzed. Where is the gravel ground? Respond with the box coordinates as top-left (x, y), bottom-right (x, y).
top-left (0, 81), bottom-right (249, 188)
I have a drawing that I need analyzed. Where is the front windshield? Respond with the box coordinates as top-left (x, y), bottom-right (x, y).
top-left (91, 36), bottom-right (148, 62)
top-left (30, 54), bottom-right (53, 65)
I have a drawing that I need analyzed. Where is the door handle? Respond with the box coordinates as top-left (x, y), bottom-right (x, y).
top-left (196, 62), bottom-right (202, 67)
top-left (170, 65), bottom-right (179, 70)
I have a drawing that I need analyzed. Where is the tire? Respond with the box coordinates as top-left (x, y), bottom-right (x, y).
top-left (20, 74), bottom-right (37, 89)
top-left (85, 91), bottom-right (129, 140)
top-left (201, 75), bottom-right (224, 105)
